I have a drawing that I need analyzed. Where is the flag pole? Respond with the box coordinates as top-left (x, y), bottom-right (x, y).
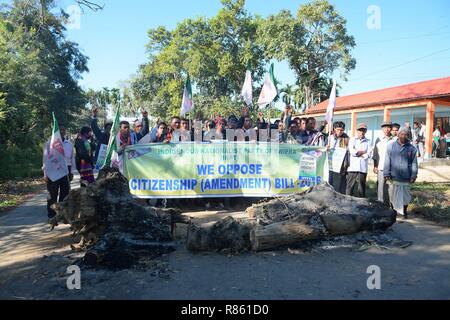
top-left (268, 103), bottom-right (272, 129)
top-left (189, 110), bottom-right (192, 138)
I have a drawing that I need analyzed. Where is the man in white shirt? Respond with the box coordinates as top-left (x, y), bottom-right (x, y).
top-left (346, 123), bottom-right (371, 198)
top-left (42, 125), bottom-right (75, 219)
top-left (372, 121), bottom-right (394, 204)
top-left (420, 121), bottom-right (426, 138)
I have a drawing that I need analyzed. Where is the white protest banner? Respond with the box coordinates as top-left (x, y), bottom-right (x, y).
top-left (328, 147), bottom-right (347, 173)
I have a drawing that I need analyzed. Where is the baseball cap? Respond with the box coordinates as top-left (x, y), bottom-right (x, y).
top-left (357, 123), bottom-right (368, 130)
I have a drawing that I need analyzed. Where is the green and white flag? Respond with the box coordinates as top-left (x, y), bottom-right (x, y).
top-left (257, 63), bottom-right (278, 108)
top-left (101, 106), bottom-right (121, 169)
top-left (180, 73), bottom-right (194, 117)
top-left (44, 113), bottom-right (68, 182)
top-left (240, 67), bottom-right (253, 106)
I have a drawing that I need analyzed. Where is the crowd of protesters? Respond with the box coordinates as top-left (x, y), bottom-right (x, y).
top-left (144, 105), bottom-right (329, 146)
top-left (329, 120), bottom-right (418, 220)
top-left (43, 104), bottom-right (441, 221)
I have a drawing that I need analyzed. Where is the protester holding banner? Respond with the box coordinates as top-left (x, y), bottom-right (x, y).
top-left (372, 121), bottom-right (394, 205)
top-left (286, 121), bottom-right (301, 144)
top-left (346, 123), bottom-right (371, 198)
top-left (75, 126), bottom-right (95, 185)
top-left (277, 121), bottom-right (287, 143)
top-left (91, 108), bottom-right (112, 165)
top-left (298, 117), bottom-right (325, 146)
top-left (42, 117), bottom-right (72, 220)
top-left (299, 118), bottom-right (307, 133)
top-left (118, 121), bottom-right (138, 151)
top-left (213, 117), bottom-right (227, 140)
top-left (166, 116), bottom-right (181, 142)
top-left (150, 122), bottom-right (169, 143)
top-left (327, 121), bottom-right (350, 194)
top-left (235, 108), bottom-right (256, 142)
top-left (181, 119), bottom-right (190, 131)
top-left (227, 115), bottom-right (239, 130)
top-left (384, 128), bottom-right (418, 219)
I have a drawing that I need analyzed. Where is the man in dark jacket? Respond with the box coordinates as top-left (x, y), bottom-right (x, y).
top-left (384, 127), bottom-right (418, 219)
top-left (91, 108), bottom-right (112, 164)
top-left (298, 117), bottom-right (325, 146)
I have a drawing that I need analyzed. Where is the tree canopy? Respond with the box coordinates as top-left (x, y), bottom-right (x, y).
top-left (132, 0), bottom-right (269, 120)
top-left (0, 0), bottom-right (356, 178)
top-left (131, 0), bottom-right (355, 120)
top-left (258, 0), bottom-right (355, 109)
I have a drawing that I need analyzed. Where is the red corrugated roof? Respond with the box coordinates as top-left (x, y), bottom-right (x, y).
top-left (307, 76), bottom-right (450, 114)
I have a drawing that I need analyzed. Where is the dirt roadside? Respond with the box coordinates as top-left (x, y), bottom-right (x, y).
top-left (0, 178), bottom-right (45, 216)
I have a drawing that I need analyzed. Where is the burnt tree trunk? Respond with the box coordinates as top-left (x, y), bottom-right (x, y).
top-left (187, 184), bottom-right (397, 253)
top-left (250, 216), bottom-right (322, 251)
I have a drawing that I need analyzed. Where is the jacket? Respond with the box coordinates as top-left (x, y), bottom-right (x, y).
top-left (384, 140), bottom-right (418, 182)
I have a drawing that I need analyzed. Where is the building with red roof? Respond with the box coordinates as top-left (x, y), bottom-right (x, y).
top-left (307, 76), bottom-right (450, 158)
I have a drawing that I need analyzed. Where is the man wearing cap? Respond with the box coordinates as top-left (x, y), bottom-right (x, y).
top-left (327, 121), bottom-right (350, 194)
top-left (346, 123), bottom-right (371, 198)
top-left (372, 121), bottom-right (394, 205)
top-left (384, 127), bottom-right (418, 219)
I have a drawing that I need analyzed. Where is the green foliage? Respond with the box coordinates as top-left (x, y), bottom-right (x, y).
top-left (132, 0), bottom-right (268, 121)
top-left (132, 0), bottom-right (355, 120)
top-left (0, 0), bottom-right (88, 178)
top-left (0, 143), bottom-right (43, 179)
top-left (257, 0), bottom-right (355, 108)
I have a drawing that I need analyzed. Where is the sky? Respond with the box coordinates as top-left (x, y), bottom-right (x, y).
top-left (12, 0), bottom-right (450, 97)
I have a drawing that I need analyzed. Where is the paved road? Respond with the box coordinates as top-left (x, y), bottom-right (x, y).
top-left (1, 189), bottom-right (450, 300)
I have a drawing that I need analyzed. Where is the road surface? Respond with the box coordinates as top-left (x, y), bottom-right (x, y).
top-left (1, 188), bottom-right (450, 300)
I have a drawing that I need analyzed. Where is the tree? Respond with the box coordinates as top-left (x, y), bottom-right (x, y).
top-left (258, 0), bottom-right (355, 109)
top-left (281, 84), bottom-right (295, 106)
top-left (132, 0), bottom-right (268, 120)
top-left (74, 0), bottom-right (103, 12)
top-left (0, 0), bottom-right (88, 178)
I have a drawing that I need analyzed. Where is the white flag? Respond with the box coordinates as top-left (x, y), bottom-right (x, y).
top-left (241, 70), bottom-right (253, 106)
top-left (257, 64), bottom-right (278, 108)
top-left (180, 74), bottom-right (194, 117)
top-left (325, 81), bottom-right (337, 123)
